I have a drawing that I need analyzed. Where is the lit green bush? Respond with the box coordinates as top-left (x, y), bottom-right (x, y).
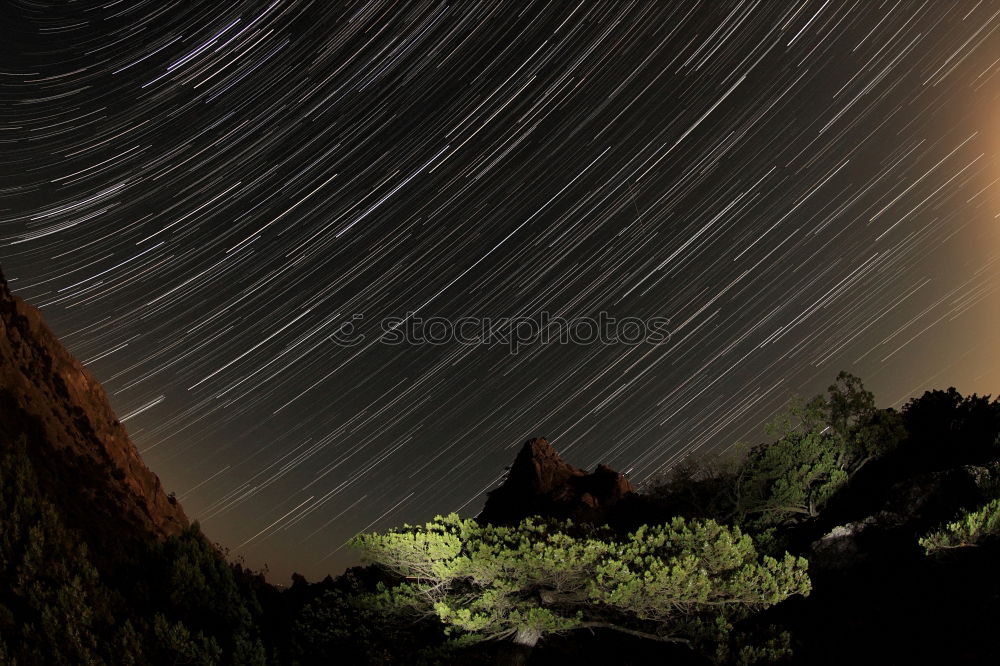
top-left (352, 513), bottom-right (810, 662)
top-left (919, 498), bottom-right (1000, 554)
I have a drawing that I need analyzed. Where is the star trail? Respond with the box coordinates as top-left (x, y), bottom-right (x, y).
top-left (2, 0), bottom-right (999, 581)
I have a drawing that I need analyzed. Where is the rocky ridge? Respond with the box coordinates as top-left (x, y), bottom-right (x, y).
top-left (478, 437), bottom-right (633, 525)
top-left (0, 267), bottom-right (187, 541)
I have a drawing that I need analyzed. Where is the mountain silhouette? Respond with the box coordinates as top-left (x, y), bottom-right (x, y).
top-left (478, 437), bottom-right (634, 525)
top-left (0, 268), bottom-right (187, 566)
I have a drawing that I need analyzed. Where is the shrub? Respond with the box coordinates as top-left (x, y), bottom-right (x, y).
top-left (352, 513), bottom-right (810, 663)
top-left (919, 498), bottom-right (1000, 554)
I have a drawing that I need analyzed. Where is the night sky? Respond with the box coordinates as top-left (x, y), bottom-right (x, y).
top-left (2, 1), bottom-right (999, 582)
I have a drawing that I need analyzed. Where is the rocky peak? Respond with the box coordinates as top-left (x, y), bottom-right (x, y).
top-left (0, 267), bottom-right (187, 543)
top-left (508, 437), bottom-right (586, 494)
top-left (478, 437), bottom-right (634, 525)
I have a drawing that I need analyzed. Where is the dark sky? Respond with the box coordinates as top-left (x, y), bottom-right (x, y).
top-left (2, 0), bottom-right (999, 582)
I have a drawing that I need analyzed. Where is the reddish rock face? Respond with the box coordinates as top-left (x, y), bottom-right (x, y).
top-left (478, 437), bottom-right (634, 525)
top-left (511, 437), bottom-right (586, 494)
top-left (0, 268), bottom-right (187, 541)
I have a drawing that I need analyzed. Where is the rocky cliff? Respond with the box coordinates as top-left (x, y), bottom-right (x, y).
top-left (0, 267), bottom-right (187, 546)
top-left (478, 437), bottom-right (633, 525)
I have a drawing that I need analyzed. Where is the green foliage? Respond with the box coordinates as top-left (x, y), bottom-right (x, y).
top-left (735, 429), bottom-right (848, 527)
top-left (919, 497), bottom-right (1000, 554)
top-left (0, 437), bottom-right (269, 665)
top-left (645, 373), bottom-right (904, 533)
top-left (0, 436), bottom-right (107, 665)
top-left (720, 626), bottom-right (792, 666)
top-left (152, 613), bottom-right (223, 665)
top-left (642, 450), bottom-right (743, 523)
top-left (823, 371), bottom-right (906, 467)
top-left (0, 634), bottom-right (11, 666)
top-left (734, 372), bottom-right (903, 529)
top-left (110, 620), bottom-right (145, 666)
top-left (291, 573), bottom-right (406, 665)
top-left (148, 523), bottom-right (266, 662)
top-left (352, 513), bottom-right (810, 660)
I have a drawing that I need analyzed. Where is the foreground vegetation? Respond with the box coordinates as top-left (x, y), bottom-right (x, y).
top-left (0, 437), bottom-right (268, 665)
top-left (920, 497), bottom-right (1000, 554)
top-left (3, 372), bottom-right (1000, 664)
top-left (353, 514), bottom-right (808, 664)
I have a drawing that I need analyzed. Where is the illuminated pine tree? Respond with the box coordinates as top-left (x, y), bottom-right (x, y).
top-left (352, 513), bottom-right (809, 665)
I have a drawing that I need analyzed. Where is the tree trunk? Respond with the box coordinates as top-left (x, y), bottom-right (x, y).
top-left (496, 628), bottom-right (539, 666)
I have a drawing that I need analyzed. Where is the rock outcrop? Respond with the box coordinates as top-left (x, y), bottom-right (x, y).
top-left (0, 267), bottom-right (187, 544)
top-left (810, 461), bottom-right (1000, 569)
top-left (478, 437), bottom-right (633, 525)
